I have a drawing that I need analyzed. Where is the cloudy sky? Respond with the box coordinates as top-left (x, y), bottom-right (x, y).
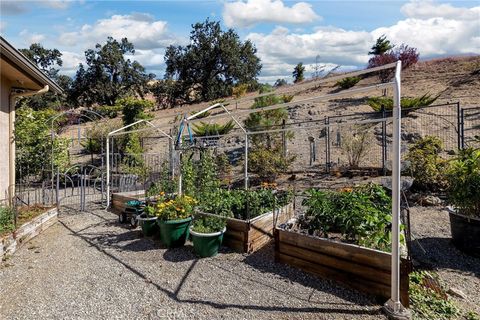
top-left (1, 0), bottom-right (479, 83)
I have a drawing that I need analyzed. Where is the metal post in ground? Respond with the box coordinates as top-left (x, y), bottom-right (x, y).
top-left (383, 60), bottom-right (410, 320)
top-left (460, 108), bottom-right (465, 149)
top-left (325, 117), bottom-right (331, 172)
top-left (244, 134), bottom-right (249, 190)
top-left (457, 102), bottom-right (461, 150)
top-left (382, 107), bottom-right (387, 175)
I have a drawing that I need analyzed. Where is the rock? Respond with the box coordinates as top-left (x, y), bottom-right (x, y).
top-left (308, 110), bottom-right (315, 115)
top-left (447, 287), bottom-right (467, 299)
top-left (419, 195), bottom-right (442, 206)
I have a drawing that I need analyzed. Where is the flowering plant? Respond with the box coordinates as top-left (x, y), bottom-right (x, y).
top-left (154, 195), bottom-right (197, 221)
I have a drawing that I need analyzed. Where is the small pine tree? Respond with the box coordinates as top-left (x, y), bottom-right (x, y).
top-left (293, 63), bottom-right (305, 83)
top-left (369, 35), bottom-right (394, 55)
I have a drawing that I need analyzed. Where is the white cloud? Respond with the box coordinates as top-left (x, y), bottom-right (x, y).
top-left (58, 14), bottom-right (177, 50)
top-left (401, 0), bottom-right (479, 20)
top-left (223, 0), bottom-right (319, 28)
top-left (248, 0), bottom-right (480, 80)
top-left (60, 50), bottom-right (85, 76)
top-left (19, 29), bottom-right (46, 44)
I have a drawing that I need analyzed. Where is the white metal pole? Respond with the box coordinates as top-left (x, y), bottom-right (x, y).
top-left (244, 134), bottom-right (248, 190)
top-left (106, 134), bottom-right (110, 209)
top-left (384, 60), bottom-right (410, 319)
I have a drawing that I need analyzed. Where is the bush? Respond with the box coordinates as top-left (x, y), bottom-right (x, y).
top-left (249, 148), bottom-right (296, 182)
top-left (335, 76), bottom-right (361, 90)
top-left (367, 93), bottom-right (439, 112)
top-left (94, 105), bottom-right (122, 118)
top-left (0, 205), bottom-right (15, 236)
top-left (368, 44), bottom-right (419, 82)
top-left (192, 120), bottom-right (235, 136)
top-left (405, 136), bottom-right (447, 191)
top-left (244, 91), bottom-right (295, 181)
top-left (274, 79), bottom-right (288, 87)
top-left (339, 125), bottom-right (373, 168)
top-left (301, 183), bottom-right (396, 251)
top-left (446, 147), bottom-right (480, 217)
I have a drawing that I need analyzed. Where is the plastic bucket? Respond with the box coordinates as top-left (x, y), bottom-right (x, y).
top-left (157, 217), bottom-right (193, 248)
top-left (190, 227), bottom-right (226, 258)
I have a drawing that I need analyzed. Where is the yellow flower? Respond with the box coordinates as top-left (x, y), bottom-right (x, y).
top-left (160, 191), bottom-right (165, 196)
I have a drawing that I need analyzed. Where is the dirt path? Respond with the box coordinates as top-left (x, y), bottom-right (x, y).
top-left (0, 206), bottom-right (384, 320)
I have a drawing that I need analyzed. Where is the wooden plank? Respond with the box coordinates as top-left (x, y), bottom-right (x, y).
top-left (224, 229), bottom-right (246, 241)
top-left (277, 252), bottom-right (391, 299)
top-left (223, 238), bottom-right (245, 253)
top-left (249, 233), bottom-right (272, 252)
top-left (279, 242), bottom-right (391, 286)
top-left (278, 229), bottom-right (391, 269)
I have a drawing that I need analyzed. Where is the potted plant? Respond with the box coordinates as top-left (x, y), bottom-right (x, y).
top-left (154, 195), bottom-right (197, 248)
top-left (446, 147), bottom-right (480, 256)
top-left (138, 202), bottom-right (160, 237)
top-left (190, 215), bottom-right (227, 258)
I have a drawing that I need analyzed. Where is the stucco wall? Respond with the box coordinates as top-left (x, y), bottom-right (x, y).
top-left (0, 75), bottom-right (12, 202)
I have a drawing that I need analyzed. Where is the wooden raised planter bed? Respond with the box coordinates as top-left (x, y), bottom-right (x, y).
top-left (110, 190), bottom-right (146, 215)
top-left (1, 207), bottom-right (58, 260)
top-left (275, 227), bottom-right (411, 306)
top-left (198, 202), bottom-right (294, 253)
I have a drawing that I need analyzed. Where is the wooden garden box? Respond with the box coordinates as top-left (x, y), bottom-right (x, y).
top-left (198, 202), bottom-right (294, 253)
top-left (111, 190), bottom-right (145, 215)
top-left (275, 227), bottom-right (411, 306)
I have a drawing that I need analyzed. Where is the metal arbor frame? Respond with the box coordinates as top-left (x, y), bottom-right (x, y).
top-left (103, 61), bottom-right (408, 317)
top-left (105, 120), bottom-right (173, 207)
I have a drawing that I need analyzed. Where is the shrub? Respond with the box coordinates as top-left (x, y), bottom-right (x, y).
top-left (232, 83), bottom-right (249, 99)
top-left (409, 271), bottom-right (459, 320)
top-left (335, 76), bottom-right (361, 90)
top-left (274, 79), bottom-right (288, 87)
top-left (368, 44), bottom-right (419, 82)
top-left (446, 147), bottom-right (480, 217)
top-left (405, 136), bottom-right (447, 191)
top-left (249, 148), bottom-right (296, 182)
top-left (94, 105), bottom-right (122, 119)
top-left (339, 125), bottom-right (373, 168)
top-left (367, 93), bottom-right (439, 112)
top-left (192, 120), bottom-right (235, 136)
top-left (301, 183), bottom-right (396, 251)
top-left (82, 120), bottom-right (119, 154)
top-left (244, 91), bottom-right (296, 181)
top-left (0, 205), bottom-right (15, 236)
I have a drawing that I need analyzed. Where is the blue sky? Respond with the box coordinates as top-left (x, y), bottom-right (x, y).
top-left (1, 0), bottom-right (479, 83)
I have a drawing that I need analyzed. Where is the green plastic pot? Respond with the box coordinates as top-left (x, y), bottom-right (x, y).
top-left (137, 214), bottom-right (158, 237)
top-left (190, 227), bottom-right (226, 258)
top-left (157, 217), bottom-right (193, 248)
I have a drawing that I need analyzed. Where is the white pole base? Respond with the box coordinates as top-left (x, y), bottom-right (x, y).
top-left (383, 299), bottom-right (411, 320)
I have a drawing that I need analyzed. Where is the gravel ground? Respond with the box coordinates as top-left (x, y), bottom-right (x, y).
top-left (0, 206), bottom-right (384, 320)
top-left (409, 206), bottom-right (480, 315)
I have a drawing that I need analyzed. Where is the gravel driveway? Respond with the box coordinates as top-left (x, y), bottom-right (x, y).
top-left (0, 206), bottom-right (384, 320)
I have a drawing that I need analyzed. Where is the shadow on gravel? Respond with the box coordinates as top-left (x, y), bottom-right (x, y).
top-left (163, 246), bottom-right (197, 262)
top-left (242, 244), bottom-right (380, 307)
top-left (58, 219), bottom-right (381, 317)
top-left (411, 236), bottom-right (480, 277)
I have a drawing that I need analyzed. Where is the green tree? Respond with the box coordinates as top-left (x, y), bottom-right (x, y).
top-left (15, 106), bottom-right (70, 179)
top-left (369, 35), bottom-right (394, 55)
top-left (70, 37), bottom-right (154, 107)
top-left (164, 19), bottom-right (262, 102)
top-left (292, 63), bottom-right (305, 83)
top-left (19, 43), bottom-right (71, 110)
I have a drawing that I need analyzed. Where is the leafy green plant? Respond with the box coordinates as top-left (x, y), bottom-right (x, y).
top-left (367, 93), bottom-right (439, 112)
top-left (335, 76), bottom-right (361, 90)
top-left (192, 120), bottom-right (235, 136)
top-left (409, 271), bottom-right (459, 320)
top-left (301, 183), bottom-right (396, 251)
top-left (198, 189), bottom-right (292, 220)
top-left (446, 147), bottom-right (480, 217)
top-left (249, 148), bottom-right (296, 182)
top-left (405, 136), bottom-right (447, 191)
top-left (0, 205), bottom-right (15, 236)
top-left (192, 216), bottom-right (226, 233)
